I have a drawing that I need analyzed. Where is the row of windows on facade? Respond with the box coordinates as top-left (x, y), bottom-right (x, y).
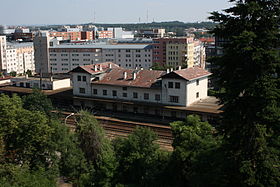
top-left (79, 88), bottom-right (200, 103)
top-left (78, 87), bottom-right (198, 103)
top-left (105, 54), bottom-right (151, 58)
top-left (50, 53), bottom-right (99, 57)
top-left (50, 58), bottom-right (100, 62)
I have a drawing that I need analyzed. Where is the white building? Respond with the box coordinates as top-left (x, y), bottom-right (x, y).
top-left (47, 43), bottom-right (153, 74)
top-left (11, 76), bottom-right (71, 90)
top-left (0, 35), bottom-right (35, 74)
top-left (108, 27), bottom-right (134, 39)
top-left (70, 62), bottom-right (211, 108)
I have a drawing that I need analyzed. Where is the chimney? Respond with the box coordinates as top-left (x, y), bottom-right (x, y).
top-left (99, 64), bottom-right (103, 71)
top-left (135, 67), bottom-right (138, 70)
top-left (123, 71), bottom-right (127, 79)
top-left (109, 63), bottom-right (112, 68)
top-left (94, 65), bottom-right (97, 71)
top-left (167, 69), bottom-right (170, 73)
top-left (178, 66), bottom-right (181, 70)
top-left (140, 67), bottom-right (143, 70)
top-left (171, 68), bottom-right (173, 72)
top-left (50, 75), bottom-right (53, 82)
top-left (133, 72), bottom-right (137, 80)
top-left (149, 68), bottom-right (152, 71)
top-left (25, 74), bottom-right (29, 79)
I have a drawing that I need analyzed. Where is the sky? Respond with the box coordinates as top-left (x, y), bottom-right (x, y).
top-left (0, 0), bottom-right (233, 25)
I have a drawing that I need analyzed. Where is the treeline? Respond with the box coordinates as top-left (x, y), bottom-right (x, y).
top-left (0, 91), bottom-right (223, 187)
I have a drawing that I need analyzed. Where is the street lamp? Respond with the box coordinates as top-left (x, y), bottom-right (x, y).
top-left (64, 113), bottom-right (75, 125)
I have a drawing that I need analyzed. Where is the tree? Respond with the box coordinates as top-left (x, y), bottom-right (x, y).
top-left (113, 127), bottom-right (170, 186)
top-left (209, 1), bottom-right (280, 186)
top-left (22, 89), bottom-right (53, 115)
top-left (170, 115), bottom-right (223, 187)
top-left (75, 111), bottom-right (116, 186)
top-left (0, 164), bottom-right (56, 187)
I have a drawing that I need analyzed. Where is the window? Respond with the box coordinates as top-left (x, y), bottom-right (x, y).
top-left (169, 96), bottom-right (179, 103)
top-left (168, 82), bottom-right (173, 88)
top-left (133, 92), bottom-right (138, 99)
top-left (196, 92), bottom-right (199, 98)
top-left (93, 89), bottom-right (97, 95)
top-left (144, 93), bottom-right (149, 100)
top-left (77, 75), bottom-right (81, 81)
top-left (122, 87), bottom-right (127, 91)
top-left (155, 94), bottom-right (160, 101)
top-left (82, 76), bottom-right (86, 82)
top-left (175, 82), bottom-right (180, 89)
top-left (79, 88), bottom-right (85, 94)
top-left (196, 79), bottom-right (199, 86)
top-left (103, 90), bottom-right (107, 96)
top-left (126, 49), bottom-right (131, 52)
top-left (123, 93), bottom-right (127, 97)
top-left (112, 90), bottom-right (117, 96)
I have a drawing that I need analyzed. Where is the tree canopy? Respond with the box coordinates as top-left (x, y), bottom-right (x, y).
top-left (210, 0), bottom-right (280, 186)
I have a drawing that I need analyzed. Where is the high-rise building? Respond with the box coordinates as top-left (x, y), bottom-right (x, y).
top-left (153, 37), bottom-right (205, 68)
top-left (34, 31), bottom-right (51, 75)
top-left (0, 35), bottom-right (35, 74)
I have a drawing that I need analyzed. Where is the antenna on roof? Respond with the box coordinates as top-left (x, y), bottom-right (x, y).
top-left (146, 9), bottom-right (149, 23)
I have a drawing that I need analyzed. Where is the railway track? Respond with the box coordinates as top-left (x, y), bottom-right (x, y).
top-left (58, 111), bottom-right (174, 150)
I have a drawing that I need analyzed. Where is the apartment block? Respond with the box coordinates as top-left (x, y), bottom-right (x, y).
top-left (0, 35), bottom-right (35, 74)
top-left (97, 31), bottom-right (113, 39)
top-left (153, 37), bottom-right (205, 68)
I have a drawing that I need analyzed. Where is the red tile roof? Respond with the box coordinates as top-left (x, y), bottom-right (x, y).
top-left (92, 69), bottom-right (165, 88)
top-left (70, 62), bottom-right (119, 74)
top-left (172, 67), bottom-right (211, 80)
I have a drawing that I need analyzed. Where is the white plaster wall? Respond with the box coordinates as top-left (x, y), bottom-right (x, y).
top-left (186, 77), bottom-right (208, 105)
top-left (72, 72), bottom-right (93, 97)
top-left (53, 78), bottom-right (71, 90)
top-left (90, 84), bottom-right (162, 104)
top-left (161, 78), bottom-right (188, 106)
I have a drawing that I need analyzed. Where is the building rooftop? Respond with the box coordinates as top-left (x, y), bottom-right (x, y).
top-left (51, 43), bottom-right (152, 49)
top-left (70, 62), bottom-right (119, 75)
top-left (6, 42), bottom-right (33, 48)
top-left (162, 67), bottom-right (211, 81)
top-left (93, 68), bottom-right (165, 88)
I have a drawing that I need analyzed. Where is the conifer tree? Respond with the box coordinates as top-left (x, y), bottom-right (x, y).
top-left (210, 0), bottom-right (280, 186)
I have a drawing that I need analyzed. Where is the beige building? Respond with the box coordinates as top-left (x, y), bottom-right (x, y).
top-left (166, 37), bottom-right (195, 68)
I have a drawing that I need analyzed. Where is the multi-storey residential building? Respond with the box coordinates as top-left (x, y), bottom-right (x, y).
top-left (0, 36), bottom-right (7, 71)
top-left (153, 37), bottom-right (199, 68)
top-left (0, 35), bottom-right (35, 74)
top-left (139, 29), bottom-right (165, 38)
top-left (48, 43), bottom-right (153, 73)
top-left (70, 62), bottom-right (212, 119)
top-left (97, 31), bottom-right (113, 39)
top-left (49, 31), bottom-right (95, 41)
top-left (102, 45), bottom-right (153, 69)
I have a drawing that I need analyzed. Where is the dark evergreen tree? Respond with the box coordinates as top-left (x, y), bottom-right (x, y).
top-left (209, 0), bottom-right (280, 186)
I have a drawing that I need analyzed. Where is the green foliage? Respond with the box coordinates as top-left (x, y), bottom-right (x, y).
top-left (0, 164), bottom-right (56, 187)
top-left (210, 0), bottom-right (280, 186)
top-left (170, 115), bottom-right (223, 186)
top-left (75, 110), bottom-right (116, 186)
top-left (25, 69), bottom-right (32, 77)
top-left (9, 71), bottom-right (16, 77)
top-left (113, 127), bottom-right (170, 186)
top-left (22, 89), bottom-right (53, 115)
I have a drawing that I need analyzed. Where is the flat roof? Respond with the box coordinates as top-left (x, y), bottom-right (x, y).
top-left (0, 86), bottom-right (72, 95)
top-left (51, 43), bottom-right (152, 50)
top-left (7, 42), bottom-right (33, 48)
